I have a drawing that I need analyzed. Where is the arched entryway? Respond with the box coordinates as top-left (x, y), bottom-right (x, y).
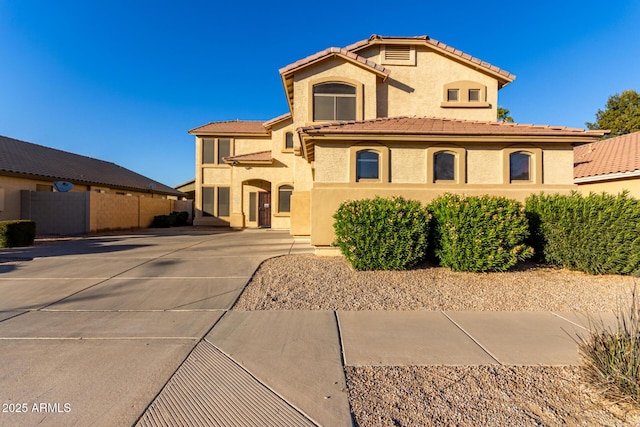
top-left (242, 179), bottom-right (271, 228)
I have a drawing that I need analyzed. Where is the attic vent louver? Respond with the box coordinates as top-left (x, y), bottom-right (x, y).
top-left (384, 45), bottom-right (411, 61)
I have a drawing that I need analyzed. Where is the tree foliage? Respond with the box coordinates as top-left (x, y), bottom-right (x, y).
top-left (497, 107), bottom-right (514, 123)
top-left (586, 90), bottom-right (640, 137)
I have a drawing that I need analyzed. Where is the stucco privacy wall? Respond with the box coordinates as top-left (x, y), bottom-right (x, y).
top-left (20, 191), bottom-right (193, 235)
top-left (309, 184), bottom-right (577, 247)
top-left (576, 179), bottom-right (640, 199)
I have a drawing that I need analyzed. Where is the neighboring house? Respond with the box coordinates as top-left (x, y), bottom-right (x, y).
top-left (175, 179), bottom-right (196, 200)
top-left (190, 34), bottom-right (606, 252)
top-left (574, 131), bottom-right (640, 198)
top-left (0, 135), bottom-right (184, 222)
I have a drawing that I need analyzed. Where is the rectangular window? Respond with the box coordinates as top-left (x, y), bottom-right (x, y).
top-left (285, 132), bottom-right (294, 150)
top-left (202, 139), bottom-right (215, 163)
top-left (249, 192), bottom-right (257, 222)
top-left (218, 187), bottom-right (230, 217)
top-left (468, 89), bottom-right (480, 102)
top-left (278, 185), bottom-right (293, 213)
top-left (447, 89), bottom-right (459, 102)
top-left (202, 187), bottom-right (214, 217)
top-left (217, 139), bottom-right (231, 164)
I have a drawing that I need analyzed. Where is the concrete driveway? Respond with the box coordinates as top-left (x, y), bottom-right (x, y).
top-left (0, 228), bottom-right (310, 426)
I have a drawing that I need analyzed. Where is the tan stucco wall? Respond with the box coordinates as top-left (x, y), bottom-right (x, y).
top-left (390, 146), bottom-right (427, 183)
top-left (543, 148), bottom-right (576, 184)
top-left (357, 45), bottom-right (500, 121)
top-left (576, 178), bottom-right (640, 199)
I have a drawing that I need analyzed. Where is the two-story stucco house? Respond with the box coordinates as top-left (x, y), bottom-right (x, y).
top-left (190, 35), bottom-right (606, 253)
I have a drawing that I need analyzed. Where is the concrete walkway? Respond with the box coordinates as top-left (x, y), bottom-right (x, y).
top-left (0, 229), bottom-right (613, 427)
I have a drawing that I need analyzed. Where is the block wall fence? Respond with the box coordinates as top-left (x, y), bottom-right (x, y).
top-left (20, 191), bottom-right (193, 235)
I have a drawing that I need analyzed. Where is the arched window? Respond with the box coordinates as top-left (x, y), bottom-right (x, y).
top-left (434, 151), bottom-right (455, 181)
top-left (277, 185), bottom-right (293, 213)
top-left (356, 150), bottom-right (379, 181)
top-left (313, 82), bottom-right (356, 121)
top-left (510, 152), bottom-right (531, 181)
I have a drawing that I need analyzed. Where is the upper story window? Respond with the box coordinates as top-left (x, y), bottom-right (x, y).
top-left (203, 138), bottom-right (232, 165)
top-left (313, 82), bottom-right (356, 121)
top-left (356, 150), bottom-right (379, 181)
top-left (284, 132), bottom-right (294, 150)
top-left (441, 81), bottom-right (489, 108)
top-left (510, 152), bottom-right (531, 181)
top-left (434, 151), bottom-right (455, 181)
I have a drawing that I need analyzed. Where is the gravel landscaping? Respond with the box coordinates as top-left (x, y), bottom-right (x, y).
top-left (234, 254), bottom-right (640, 426)
top-left (235, 254), bottom-right (636, 312)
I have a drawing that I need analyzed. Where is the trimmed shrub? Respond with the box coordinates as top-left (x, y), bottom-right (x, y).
top-left (151, 214), bottom-right (175, 228)
top-left (333, 196), bottom-right (430, 271)
top-left (0, 220), bottom-right (36, 248)
top-left (526, 192), bottom-right (640, 275)
top-left (428, 194), bottom-right (533, 272)
top-left (171, 211), bottom-right (189, 226)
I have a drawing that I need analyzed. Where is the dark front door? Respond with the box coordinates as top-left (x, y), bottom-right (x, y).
top-left (258, 192), bottom-right (271, 228)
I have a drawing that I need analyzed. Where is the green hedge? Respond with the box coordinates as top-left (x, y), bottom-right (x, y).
top-left (151, 211), bottom-right (189, 228)
top-left (429, 194), bottom-right (533, 272)
top-left (333, 196), bottom-right (430, 271)
top-left (526, 192), bottom-right (640, 275)
top-left (0, 220), bottom-right (36, 248)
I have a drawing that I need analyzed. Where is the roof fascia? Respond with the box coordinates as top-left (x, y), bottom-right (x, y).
top-left (351, 37), bottom-right (515, 87)
top-left (575, 169), bottom-right (640, 183)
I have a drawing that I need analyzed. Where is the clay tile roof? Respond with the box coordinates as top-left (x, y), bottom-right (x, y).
top-left (0, 135), bottom-right (184, 196)
top-left (223, 150), bottom-right (273, 164)
top-left (574, 132), bottom-right (640, 180)
top-left (345, 34), bottom-right (516, 82)
top-left (263, 113), bottom-right (292, 129)
top-left (188, 120), bottom-right (269, 135)
top-left (279, 47), bottom-right (390, 77)
top-left (298, 116), bottom-right (607, 138)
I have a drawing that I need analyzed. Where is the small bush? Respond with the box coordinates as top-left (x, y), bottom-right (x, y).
top-left (0, 220), bottom-right (36, 247)
top-left (428, 194), bottom-right (533, 272)
top-left (578, 287), bottom-right (640, 405)
top-left (526, 192), bottom-right (640, 275)
top-left (333, 196), bottom-right (430, 271)
top-left (151, 215), bottom-right (175, 228)
top-left (171, 211), bottom-right (189, 226)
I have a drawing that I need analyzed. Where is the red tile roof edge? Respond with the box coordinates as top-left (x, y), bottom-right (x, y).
top-left (298, 116), bottom-right (607, 137)
top-left (263, 113), bottom-right (292, 128)
top-left (345, 34), bottom-right (515, 81)
top-left (279, 47), bottom-right (390, 77)
top-left (188, 120), bottom-right (269, 135)
top-left (223, 150), bottom-right (273, 162)
top-left (574, 131), bottom-right (640, 179)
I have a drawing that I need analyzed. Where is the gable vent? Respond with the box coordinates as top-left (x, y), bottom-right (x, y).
top-left (384, 45), bottom-right (411, 61)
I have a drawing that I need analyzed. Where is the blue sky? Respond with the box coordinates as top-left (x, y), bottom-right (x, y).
top-left (1, 1), bottom-right (639, 187)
